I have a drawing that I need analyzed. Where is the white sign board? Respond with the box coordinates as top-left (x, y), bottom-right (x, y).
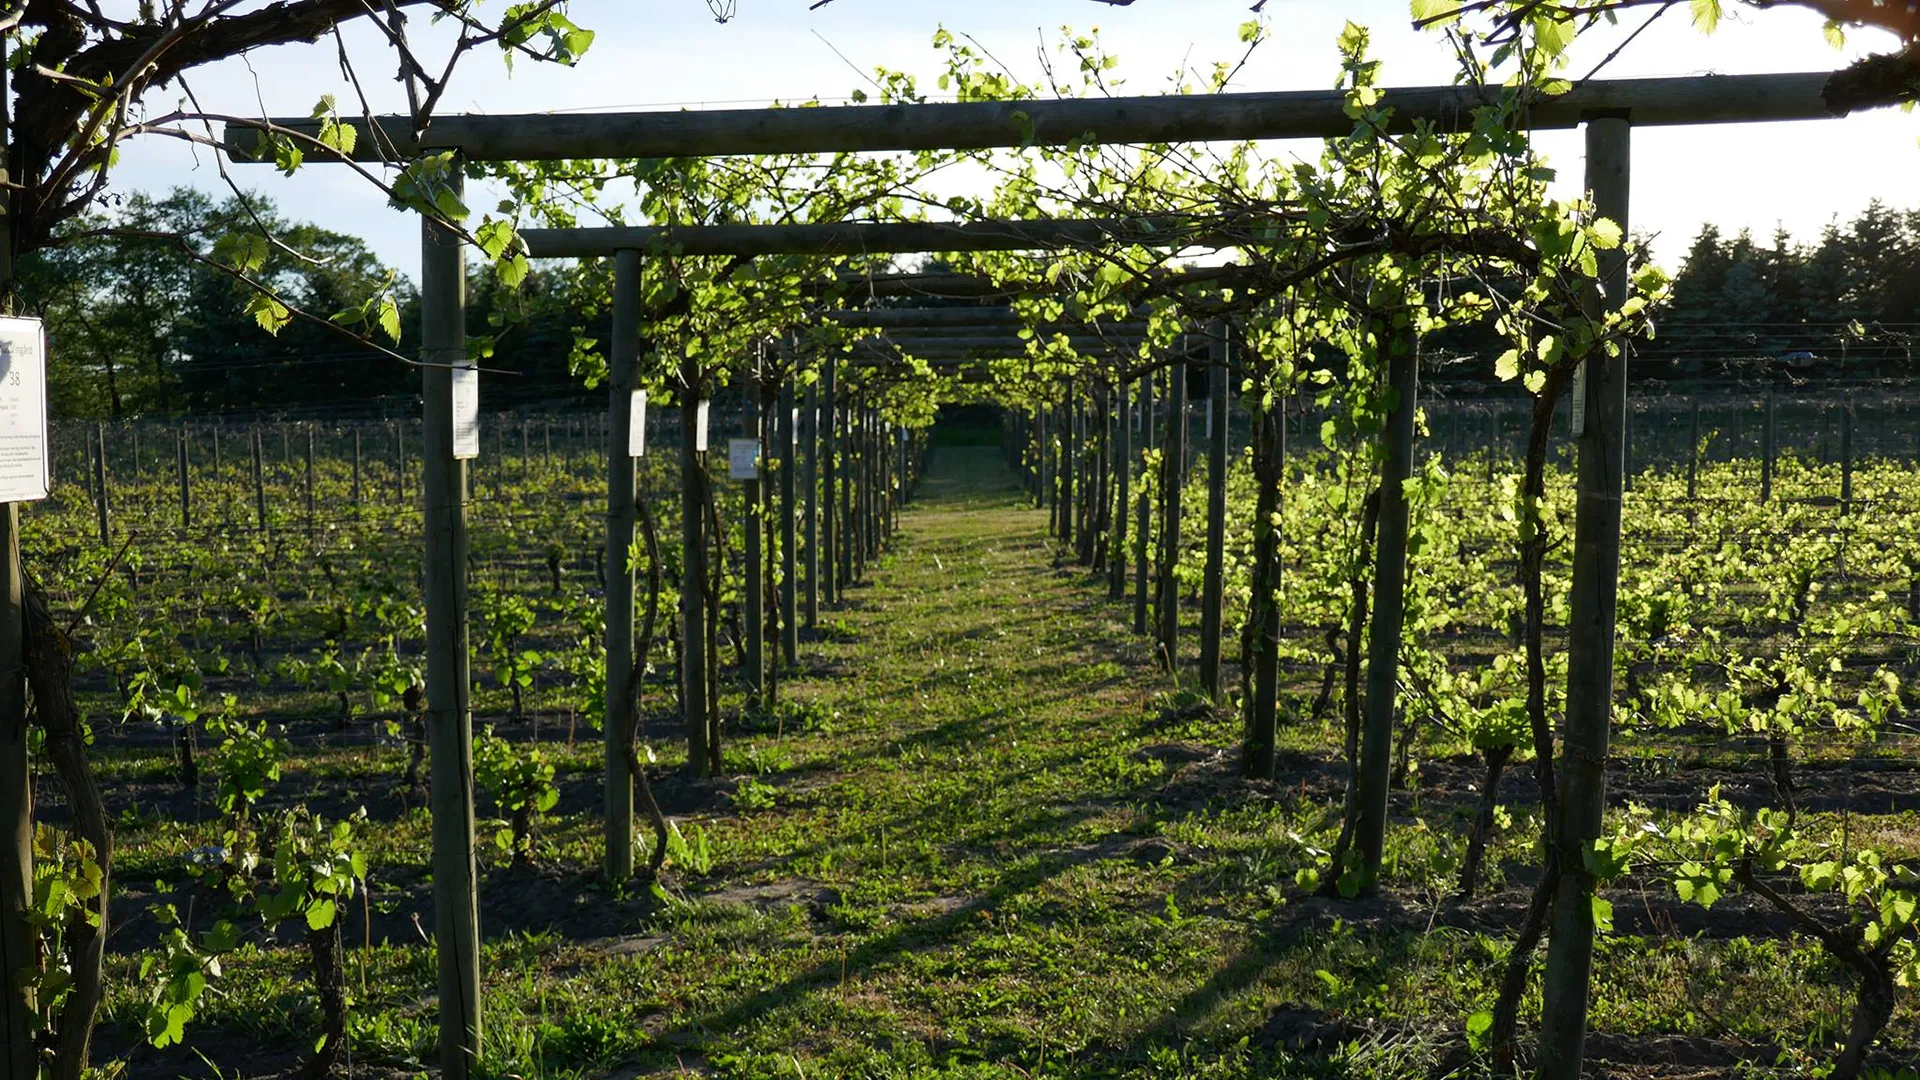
top-left (694, 400), bottom-right (710, 452)
top-left (728, 438), bottom-right (760, 481)
top-left (0, 317), bottom-right (49, 502)
top-left (628, 390), bottom-right (648, 457)
top-left (450, 365), bottom-right (480, 459)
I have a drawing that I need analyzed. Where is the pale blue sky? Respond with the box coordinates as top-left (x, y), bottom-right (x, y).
top-left (115, 0), bottom-right (1917, 277)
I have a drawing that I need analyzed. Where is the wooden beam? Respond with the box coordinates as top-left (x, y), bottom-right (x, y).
top-left (521, 218), bottom-right (1208, 259)
top-left (224, 72), bottom-right (1846, 164)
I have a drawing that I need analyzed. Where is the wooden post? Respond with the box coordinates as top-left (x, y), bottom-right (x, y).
top-left (779, 374), bottom-right (798, 666)
top-left (1354, 319), bottom-right (1420, 889)
top-left (0, 48), bottom-right (37, 1070)
top-left (251, 427), bottom-right (267, 535)
top-left (304, 423), bottom-right (316, 537)
top-left (1841, 398), bottom-right (1854, 517)
top-left (602, 250), bottom-right (640, 882)
top-left (420, 172), bottom-right (483, 1080)
top-left (680, 375), bottom-right (711, 775)
top-left (352, 426), bottom-right (363, 509)
top-left (1156, 363), bottom-right (1187, 670)
top-left (803, 383), bottom-right (820, 629)
top-left (1061, 402), bottom-right (1076, 550)
top-left (744, 373), bottom-right (765, 700)
top-left (840, 400), bottom-right (855, 589)
top-left (822, 360), bottom-right (838, 606)
top-left (1761, 390), bottom-right (1775, 503)
top-left (92, 423), bottom-right (109, 546)
top-left (1539, 114), bottom-right (1631, 1080)
top-left (1109, 379), bottom-right (1131, 602)
top-left (177, 427), bottom-right (190, 532)
top-left (1246, 392), bottom-right (1286, 780)
top-left (1134, 371), bottom-right (1154, 635)
top-left (1686, 400), bottom-right (1700, 501)
top-left (1199, 331), bottom-right (1230, 700)
top-left (393, 421), bottom-right (404, 504)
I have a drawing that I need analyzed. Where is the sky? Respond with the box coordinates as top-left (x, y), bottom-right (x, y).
top-left (108, 0), bottom-right (1920, 280)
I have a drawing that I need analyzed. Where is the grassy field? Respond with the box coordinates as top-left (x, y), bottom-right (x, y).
top-left (77, 437), bottom-right (1920, 1079)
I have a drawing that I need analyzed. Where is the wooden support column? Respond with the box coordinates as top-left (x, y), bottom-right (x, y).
top-left (822, 360), bottom-right (838, 606)
top-left (352, 426), bottom-right (363, 509)
top-left (1199, 331), bottom-right (1230, 700)
top-left (0, 56), bottom-right (36, 1071)
top-left (1841, 397), bottom-right (1854, 517)
top-left (780, 375), bottom-right (799, 665)
top-left (804, 382), bottom-right (820, 628)
top-left (304, 424), bottom-right (316, 536)
top-left (680, 370), bottom-right (711, 775)
top-left (1355, 317), bottom-right (1420, 889)
top-left (420, 170), bottom-right (483, 1080)
top-left (1539, 114), bottom-right (1632, 1080)
top-left (1686, 400), bottom-right (1700, 500)
top-left (1134, 371), bottom-right (1154, 635)
top-left (177, 428), bottom-right (191, 532)
top-left (251, 427), bottom-right (267, 534)
top-left (1109, 379), bottom-right (1131, 602)
top-left (93, 423), bottom-right (110, 545)
top-left (1761, 390), bottom-right (1776, 503)
top-left (1245, 391), bottom-right (1286, 780)
top-left (602, 249), bottom-right (640, 882)
top-left (743, 372), bottom-right (765, 700)
top-left (1156, 363), bottom-right (1187, 670)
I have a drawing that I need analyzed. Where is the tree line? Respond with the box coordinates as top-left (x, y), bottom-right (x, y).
top-left (17, 187), bottom-right (603, 420)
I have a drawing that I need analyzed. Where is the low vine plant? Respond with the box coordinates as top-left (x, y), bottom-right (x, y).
top-left (474, 726), bottom-right (559, 867)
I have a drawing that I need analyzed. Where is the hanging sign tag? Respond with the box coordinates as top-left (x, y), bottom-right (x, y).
top-left (450, 364), bottom-right (480, 459)
top-left (1570, 360), bottom-right (1588, 438)
top-left (694, 400), bottom-right (710, 452)
top-left (0, 317), bottom-right (50, 502)
top-left (728, 438), bottom-right (760, 480)
top-left (628, 390), bottom-right (648, 457)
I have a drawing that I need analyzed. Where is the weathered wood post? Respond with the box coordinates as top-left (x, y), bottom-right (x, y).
top-left (1686, 400), bottom-right (1700, 501)
top-left (1156, 362), bottom-right (1187, 670)
top-left (1109, 378), bottom-right (1131, 602)
top-left (304, 423), bottom-right (316, 537)
top-left (1246, 389), bottom-right (1286, 780)
top-left (250, 426), bottom-right (269, 534)
top-left (1134, 371), bottom-right (1154, 635)
top-left (1761, 390), bottom-right (1776, 503)
top-left (681, 371), bottom-right (711, 776)
top-left (1538, 114), bottom-right (1632, 1080)
top-left (1840, 397), bottom-right (1854, 518)
top-left (352, 426), bottom-right (363, 509)
top-left (420, 168), bottom-right (483, 1080)
top-left (602, 250), bottom-right (641, 882)
top-left (804, 382), bottom-right (820, 628)
top-left (177, 427), bottom-right (191, 532)
top-left (839, 400), bottom-right (855, 589)
top-left (779, 374), bottom-right (798, 666)
top-left (1199, 329), bottom-right (1230, 700)
top-left (1354, 316), bottom-right (1420, 890)
top-left (92, 423), bottom-right (109, 546)
top-left (743, 370), bottom-right (765, 701)
top-left (822, 359), bottom-right (839, 606)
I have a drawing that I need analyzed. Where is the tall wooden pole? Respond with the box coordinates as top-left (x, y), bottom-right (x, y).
top-left (177, 428), bottom-right (191, 532)
top-left (822, 360), bottom-right (838, 606)
top-left (93, 423), bottom-right (110, 545)
top-left (779, 374), bottom-right (798, 665)
top-left (1761, 390), bottom-right (1776, 503)
top-left (421, 171), bottom-right (482, 1080)
top-left (602, 249), bottom-right (640, 882)
top-left (1156, 364), bottom-right (1187, 670)
top-left (0, 45), bottom-right (37, 1074)
top-left (1199, 332), bottom-right (1230, 699)
top-left (1355, 319), bottom-right (1420, 889)
top-left (1109, 379), bottom-right (1131, 602)
top-left (1133, 371), bottom-right (1154, 635)
top-left (803, 383), bottom-right (820, 628)
top-left (744, 372), bottom-right (765, 700)
top-left (680, 372), bottom-right (711, 775)
top-left (1539, 115), bottom-right (1632, 1080)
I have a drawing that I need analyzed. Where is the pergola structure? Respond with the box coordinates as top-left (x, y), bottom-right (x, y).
top-left (224, 65), bottom-right (1896, 1080)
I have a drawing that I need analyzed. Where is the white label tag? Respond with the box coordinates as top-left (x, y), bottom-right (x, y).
top-left (451, 365), bottom-right (480, 459)
top-left (0, 317), bottom-right (49, 502)
top-left (628, 390), bottom-right (648, 457)
top-left (1570, 360), bottom-right (1587, 438)
top-left (728, 438), bottom-right (760, 480)
top-left (695, 401), bottom-right (710, 452)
